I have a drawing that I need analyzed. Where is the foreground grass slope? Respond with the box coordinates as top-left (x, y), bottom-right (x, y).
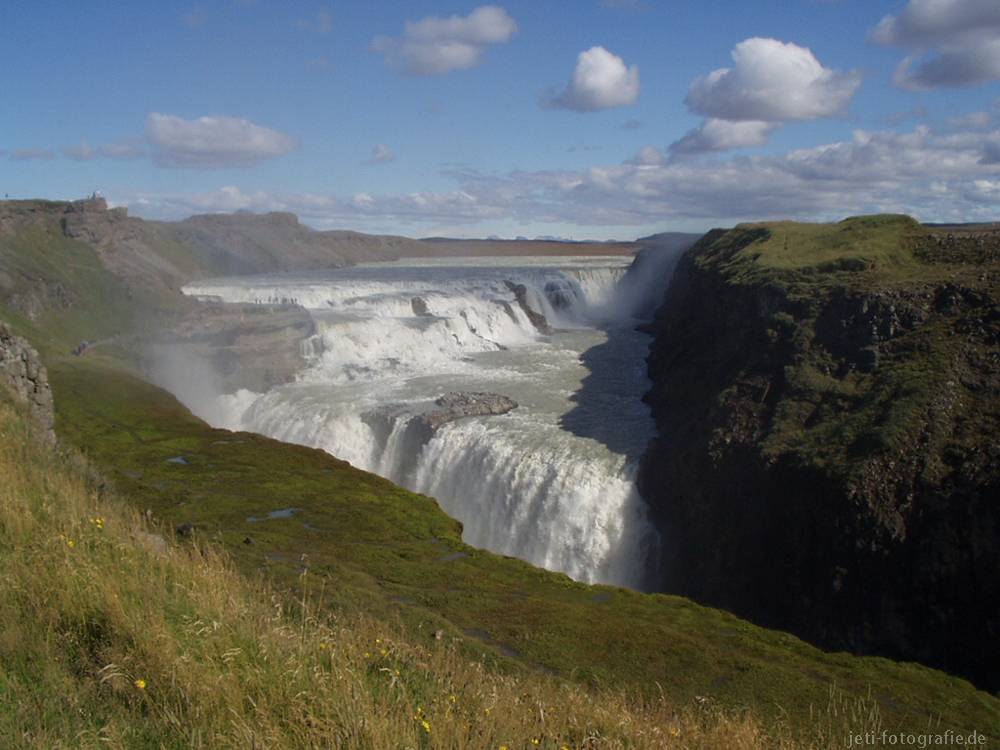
top-left (2, 386), bottom-right (892, 749)
top-left (40, 350), bottom-right (1000, 743)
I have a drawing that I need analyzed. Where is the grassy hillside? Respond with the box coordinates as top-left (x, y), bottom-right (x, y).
top-left (8, 392), bottom-right (841, 749)
top-left (3, 203), bottom-right (1000, 745)
top-left (36, 343), bottom-right (1000, 745)
top-left (0, 221), bottom-right (170, 356)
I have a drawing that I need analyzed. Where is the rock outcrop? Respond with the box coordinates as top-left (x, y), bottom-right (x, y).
top-left (60, 197), bottom-right (133, 246)
top-left (0, 322), bottom-right (56, 444)
top-left (363, 392), bottom-right (518, 452)
top-left (504, 280), bottom-right (553, 334)
top-left (414, 392), bottom-right (519, 432)
top-left (639, 217), bottom-right (1000, 692)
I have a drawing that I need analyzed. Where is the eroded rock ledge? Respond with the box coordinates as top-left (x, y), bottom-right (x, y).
top-left (0, 322), bottom-right (56, 444)
top-left (363, 391), bottom-right (518, 451)
top-left (417, 392), bottom-right (519, 431)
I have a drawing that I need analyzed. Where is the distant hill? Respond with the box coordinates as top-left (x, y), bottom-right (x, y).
top-left (1, 198), bottom-right (654, 291)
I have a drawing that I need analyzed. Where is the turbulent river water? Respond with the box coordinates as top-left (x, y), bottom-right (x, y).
top-left (180, 256), bottom-right (661, 591)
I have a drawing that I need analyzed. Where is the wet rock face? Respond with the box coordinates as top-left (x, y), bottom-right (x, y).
top-left (504, 280), bottom-right (553, 334)
top-left (421, 392), bottom-right (519, 429)
top-left (363, 392), bottom-right (518, 452)
top-left (0, 322), bottom-right (56, 444)
top-left (638, 236), bottom-right (1000, 693)
top-left (404, 392), bottom-right (519, 453)
top-left (411, 297), bottom-right (431, 317)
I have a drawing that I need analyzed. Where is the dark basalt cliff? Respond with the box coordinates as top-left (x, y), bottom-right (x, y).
top-left (639, 216), bottom-right (1000, 692)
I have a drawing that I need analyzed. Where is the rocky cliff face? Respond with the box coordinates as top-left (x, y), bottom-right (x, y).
top-left (639, 217), bottom-right (1000, 692)
top-left (0, 322), bottom-right (55, 444)
top-left (60, 197), bottom-right (133, 245)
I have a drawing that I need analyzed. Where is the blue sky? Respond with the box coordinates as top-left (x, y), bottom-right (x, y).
top-left (4, 0), bottom-right (1000, 239)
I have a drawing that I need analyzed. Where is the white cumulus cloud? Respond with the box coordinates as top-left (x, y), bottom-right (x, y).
top-left (371, 5), bottom-right (517, 76)
top-left (669, 119), bottom-right (782, 158)
top-left (118, 109), bottom-right (1000, 236)
top-left (626, 145), bottom-right (666, 166)
top-left (685, 37), bottom-right (862, 122)
top-left (145, 113), bottom-right (299, 169)
top-left (869, 0), bottom-right (1000, 89)
top-left (543, 46), bottom-right (640, 112)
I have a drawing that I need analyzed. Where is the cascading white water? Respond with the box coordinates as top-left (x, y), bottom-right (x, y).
top-left (182, 256), bottom-right (661, 590)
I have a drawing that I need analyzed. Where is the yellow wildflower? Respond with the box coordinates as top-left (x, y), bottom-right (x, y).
top-left (135, 679), bottom-right (146, 689)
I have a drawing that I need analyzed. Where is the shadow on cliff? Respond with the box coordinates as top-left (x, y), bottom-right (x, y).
top-left (558, 239), bottom-right (691, 457)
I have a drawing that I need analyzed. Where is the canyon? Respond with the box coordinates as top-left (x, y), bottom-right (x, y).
top-left (3, 197), bottom-right (998, 697)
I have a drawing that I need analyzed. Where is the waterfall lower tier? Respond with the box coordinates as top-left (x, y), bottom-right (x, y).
top-left (415, 418), bottom-right (656, 589)
top-left (175, 256), bottom-right (661, 591)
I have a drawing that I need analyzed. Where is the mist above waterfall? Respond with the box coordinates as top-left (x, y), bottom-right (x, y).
top-left (172, 255), bottom-right (663, 590)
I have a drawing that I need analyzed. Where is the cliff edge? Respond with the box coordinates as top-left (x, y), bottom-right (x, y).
top-left (639, 215), bottom-right (1000, 692)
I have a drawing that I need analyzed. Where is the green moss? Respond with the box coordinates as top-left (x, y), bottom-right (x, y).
top-left (42, 356), bottom-right (1000, 738)
top-left (674, 216), bottom-right (1000, 485)
top-left (690, 216), bottom-right (926, 300)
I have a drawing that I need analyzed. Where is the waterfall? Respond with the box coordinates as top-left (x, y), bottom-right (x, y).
top-left (181, 256), bottom-right (661, 590)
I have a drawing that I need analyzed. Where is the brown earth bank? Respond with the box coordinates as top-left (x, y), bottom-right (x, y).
top-left (638, 217), bottom-right (1000, 694)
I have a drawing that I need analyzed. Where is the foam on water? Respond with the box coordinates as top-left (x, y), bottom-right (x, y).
top-left (181, 256), bottom-right (661, 590)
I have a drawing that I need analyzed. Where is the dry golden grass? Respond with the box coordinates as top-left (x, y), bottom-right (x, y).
top-left (0, 393), bottom-right (868, 749)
